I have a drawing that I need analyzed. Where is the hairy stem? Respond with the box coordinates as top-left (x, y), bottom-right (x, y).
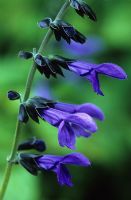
top-left (0, 1), bottom-right (70, 199)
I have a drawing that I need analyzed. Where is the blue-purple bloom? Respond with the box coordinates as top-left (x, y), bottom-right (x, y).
top-left (19, 51), bottom-right (127, 95)
top-left (19, 152), bottom-right (91, 187)
top-left (36, 101), bottom-right (104, 149)
top-left (68, 61), bottom-right (127, 95)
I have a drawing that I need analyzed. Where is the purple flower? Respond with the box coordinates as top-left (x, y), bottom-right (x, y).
top-left (19, 51), bottom-right (126, 95)
top-left (36, 101), bottom-right (104, 149)
top-left (36, 152), bottom-right (90, 186)
top-left (68, 61), bottom-right (127, 95)
top-left (19, 152), bottom-right (91, 187)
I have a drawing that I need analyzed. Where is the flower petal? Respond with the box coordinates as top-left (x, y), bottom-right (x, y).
top-left (86, 70), bottom-right (104, 96)
top-left (68, 61), bottom-right (92, 75)
top-left (65, 112), bottom-right (98, 132)
top-left (37, 108), bottom-right (67, 126)
top-left (54, 102), bottom-right (76, 113)
top-left (95, 63), bottom-right (127, 79)
top-left (76, 103), bottom-right (105, 121)
top-left (58, 121), bottom-right (76, 149)
top-left (61, 152), bottom-right (91, 166)
top-left (56, 164), bottom-right (73, 187)
top-left (36, 155), bottom-right (62, 170)
top-left (72, 124), bottom-right (91, 137)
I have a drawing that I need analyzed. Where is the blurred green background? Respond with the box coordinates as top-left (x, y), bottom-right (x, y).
top-left (0, 0), bottom-right (131, 199)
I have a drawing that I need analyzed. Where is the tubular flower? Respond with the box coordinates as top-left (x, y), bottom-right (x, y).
top-left (18, 152), bottom-right (91, 187)
top-left (68, 61), bottom-right (127, 95)
top-left (36, 100), bottom-right (104, 149)
top-left (18, 96), bottom-right (104, 149)
top-left (19, 52), bottom-right (127, 95)
top-left (69, 0), bottom-right (97, 21)
top-left (38, 18), bottom-right (86, 44)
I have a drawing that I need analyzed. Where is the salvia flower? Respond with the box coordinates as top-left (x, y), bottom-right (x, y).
top-left (18, 96), bottom-right (104, 149)
top-left (68, 61), bottom-right (127, 95)
top-left (7, 90), bottom-right (20, 101)
top-left (18, 137), bottom-right (46, 152)
top-left (19, 52), bottom-right (127, 95)
top-left (45, 55), bottom-right (127, 95)
top-left (36, 100), bottom-right (104, 149)
top-left (18, 152), bottom-right (91, 186)
top-left (69, 0), bottom-right (97, 21)
top-left (38, 18), bottom-right (86, 44)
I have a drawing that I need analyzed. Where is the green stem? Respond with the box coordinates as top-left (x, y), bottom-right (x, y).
top-left (0, 1), bottom-right (70, 199)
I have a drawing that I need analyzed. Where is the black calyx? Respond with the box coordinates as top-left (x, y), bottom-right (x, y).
top-left (18, 153), bottom-right (39, 176)
top-left (19, 96), bottom-right (56, 124)
top-left (38, 18), bottom-right (86, 44)
top-left (19, 104), bottom-right (29, 123)
top-left (27, 96), bottom-right (55, 109)
top-left (70, 0), bottom-right (97, 21)
top-left (34, 54), bottom-right (73, 79)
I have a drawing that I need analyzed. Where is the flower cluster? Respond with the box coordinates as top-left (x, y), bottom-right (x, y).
top-left (7, 0), bottom-right (127, 187)
top-left (16, 138), bottom-right (90, 186)
top-left (19, 53), bottom-right (127, 95)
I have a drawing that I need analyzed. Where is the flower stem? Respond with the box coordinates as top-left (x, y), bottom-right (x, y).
top-left (0, 1), bottom-right (70, 199)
